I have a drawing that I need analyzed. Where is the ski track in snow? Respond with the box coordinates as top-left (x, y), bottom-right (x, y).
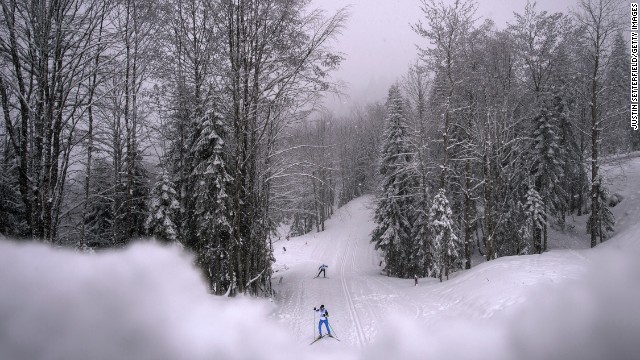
top-left (339, 233), bottom-right (365, 346)
top-left (273, 155), bottom-right (640, 351)
top-left (273, 197), bottom-right (453, 349)
top-left (272, 196), bottom-right (591, 349)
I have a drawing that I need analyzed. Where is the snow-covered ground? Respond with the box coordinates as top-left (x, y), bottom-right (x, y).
top-left (1, 157), bottom-right (639, 360)
top-left (547, 153), bottom-right (640, 250)
top-left (273, 196), bottom-right (639, 359)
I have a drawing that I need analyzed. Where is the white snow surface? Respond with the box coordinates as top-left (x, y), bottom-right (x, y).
top-left (1, 157), bottom-right (640, 359)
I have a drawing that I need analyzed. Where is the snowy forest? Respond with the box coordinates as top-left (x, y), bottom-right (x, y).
top-left (0, 0), bottom-right (637, 299)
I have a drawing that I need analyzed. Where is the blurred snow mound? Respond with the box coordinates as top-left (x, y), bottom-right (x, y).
top-left (0, 239), bottom-right (300, 360)
top-left (364, 224), bottom-right (640, 360)
top-left (1, 223), bottom-right (639, 360)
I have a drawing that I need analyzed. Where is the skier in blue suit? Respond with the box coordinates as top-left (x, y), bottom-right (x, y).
top-left (313, 305), bottom-right (331, 337)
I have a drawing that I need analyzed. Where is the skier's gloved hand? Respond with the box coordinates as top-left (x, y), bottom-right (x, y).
top-left (313, 307), bottom-right (316, 310)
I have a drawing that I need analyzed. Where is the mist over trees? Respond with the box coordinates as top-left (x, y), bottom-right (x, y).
top-left (0, 0), bottom-right (633, 294)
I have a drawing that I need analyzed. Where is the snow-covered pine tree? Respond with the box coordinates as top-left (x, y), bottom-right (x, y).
top-left (429, 188), bottom-right (461, 281)
top-left (494, 198), bottom-right (527, 256)
top-left (371, 85), bottom-right (419, 278)
top-left (531, 91), bottom-right (566, 252)
top-left (551, 45), bottom-right (587, 219)
top-left (586, 176), bottom-right (615, 243)
top-left (516, 201), bottom-right (532, 255)
top-left (186, 112), bottom-right (234, 294)
top-left (524, 187), bottom-right (546, 252)
top-left (404, 64), bottom-right (434, 277)
top-left (146, 174), bottom-right (181, 243)
top-left (411, 186), bottom-right (430, 277)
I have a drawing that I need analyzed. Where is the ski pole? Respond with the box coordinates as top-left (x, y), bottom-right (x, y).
top-left (328, 321), bottom-right (339, 339)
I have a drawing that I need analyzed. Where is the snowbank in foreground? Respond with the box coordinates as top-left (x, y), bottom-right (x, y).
top-left (0, 240), bottom-right (307, 360)
top-left (1, 226), bottom-right (639, 360)
top-left (364, 225), bottom-right (640, 360)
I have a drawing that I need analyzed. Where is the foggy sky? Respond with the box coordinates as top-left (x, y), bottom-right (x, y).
top-left (311, 0), bottom-right (575, 116)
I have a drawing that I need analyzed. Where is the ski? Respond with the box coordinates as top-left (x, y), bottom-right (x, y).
top-left (327, 334), bottom-right (341, 342)
top-left (309, 335), bottom-right (324, 345)
top-left (310, 334), bottom-right (340, 345)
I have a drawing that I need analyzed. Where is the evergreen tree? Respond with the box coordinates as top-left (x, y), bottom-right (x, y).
top-left (524, 187), bottom-right (546, 253)
top-left (429, 188), bottom-right (461, 281)
top-left (531, 90), bottom-right (566, 252)
top-left (146, 174), bottom-right (181, 243)
top-left (411, 187), bottom-right (430, 277)
top-left (186, 112), bottom-right (234, 294)
top-left (494, 198), bottom-right (528, 256)
top-left (586, 176), bottom-right (615, 242)
top-left (552, 50), bottom-right (588, 218)
top-left (516, 201), bottom-right (532, 255)
top-left (371, 85), bottom-right (418, 278)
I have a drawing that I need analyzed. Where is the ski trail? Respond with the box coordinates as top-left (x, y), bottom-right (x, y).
top-left (273, 197), bottom-right (439, 347)
top-left (339, 234), bottom-right (366, 347)
top-left (352, 233), bottom-right (380, 343)
top-left (272, 155), bottom-right (640, 350)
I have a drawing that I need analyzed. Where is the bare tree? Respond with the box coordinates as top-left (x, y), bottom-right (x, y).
top-left (0, 0), bottom-right (110, 242)
top-left (573, 0), bottom-right (623, 247)
top-left (510, 1), bottom-right (573, 253)
top-left (413, 0), bottom-right (478, 190)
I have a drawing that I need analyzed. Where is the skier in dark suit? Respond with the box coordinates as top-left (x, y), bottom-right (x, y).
top-left (316, 264), bottom-right (328, 278)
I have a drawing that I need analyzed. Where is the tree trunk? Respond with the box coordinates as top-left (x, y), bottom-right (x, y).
top-left (590, 47), bottom-right (600, 248)
top-left (483, 149), bottom-right (494, 261)
top-left (464, 159), bottom-right (472, 269)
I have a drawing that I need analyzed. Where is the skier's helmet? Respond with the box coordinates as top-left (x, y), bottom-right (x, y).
top-left (320, 305), bottom-right (324, 308)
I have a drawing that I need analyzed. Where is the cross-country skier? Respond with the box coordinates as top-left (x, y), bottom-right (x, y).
top-left (316, 264), bottom-right (328, 278)
top-left (313, 305), bottom-right (331, 337)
